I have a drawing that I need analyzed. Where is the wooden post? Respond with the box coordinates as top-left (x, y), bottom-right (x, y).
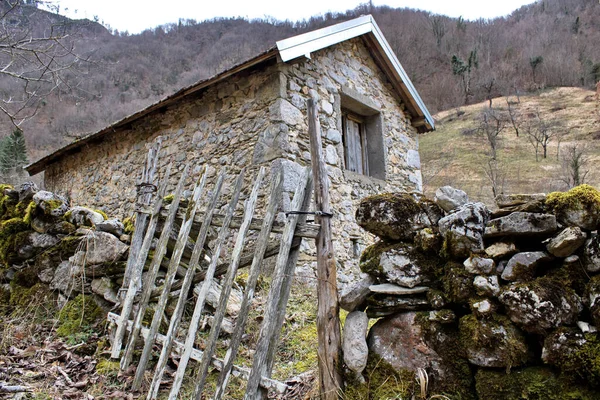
top-left (121, 139), bottom-right (161, 299)
top-left (308, 97), bottom-right (343, 399)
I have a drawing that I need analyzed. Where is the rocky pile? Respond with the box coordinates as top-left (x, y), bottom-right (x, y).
top-left (0, 182), bottom-right (240, 338)
top-left (342, 184), bottom-right (600, 399)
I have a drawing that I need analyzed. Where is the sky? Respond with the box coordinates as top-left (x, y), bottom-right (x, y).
top-left (50, 0), bottom-right (539, 34)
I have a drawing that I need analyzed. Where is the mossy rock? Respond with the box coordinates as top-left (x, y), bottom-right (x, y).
top-left (546, 185), bottom-right (600, 231)
top-left (343, 354), bottom-right (415, 400)
top-left (0, 218), bottom-right (31, 266)
top-left (414, 313), bottom-right (475, 398)
top-left (459, 314), bottom-right (529, 369)
top-left (355, 192), bottom-right (443, 241)
top-left (543, 328), bottom-right (600, 388)
top-left (360, 241), bottom-right (443, 288)
top-left (499, 276), bottom-right (583, 334)
top-left (475, 367), bottom-right (597, 400)
top-left (9, 282), bottom-right (56, 314)
top-left (442, 262), bottom-right (475, 304)
top-left (56, 294), bottom-right (104, 338)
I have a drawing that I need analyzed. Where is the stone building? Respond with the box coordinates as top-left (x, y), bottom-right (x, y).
top-left (26, 15), bottom-right (434, 281)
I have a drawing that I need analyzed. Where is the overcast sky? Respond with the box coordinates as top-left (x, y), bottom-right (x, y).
top-left (51, 0), bottom-right (538, 34)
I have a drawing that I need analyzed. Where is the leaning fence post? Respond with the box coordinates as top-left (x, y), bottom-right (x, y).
top-left (307, 97), bottom-right (343, 399)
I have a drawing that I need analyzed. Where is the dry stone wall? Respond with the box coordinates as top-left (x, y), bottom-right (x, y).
top-left (342, 184), bottom-right (600, 399)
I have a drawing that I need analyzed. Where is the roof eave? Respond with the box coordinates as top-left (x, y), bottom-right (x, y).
top-left (276, 15), bottom-right (434, 132)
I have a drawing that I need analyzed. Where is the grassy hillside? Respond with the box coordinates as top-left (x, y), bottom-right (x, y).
top-left (420, 87), bottom-right (600, 206)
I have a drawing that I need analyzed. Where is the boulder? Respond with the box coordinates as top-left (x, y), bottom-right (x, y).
top-left (541, 328), bottom-right (587, 366)
top-left (485, 212), bottom-right (557, 238)
top-left (32, 191), bottom-right (69, 217)
top-left (485, 241), bottom-right (518, 260)
top-left (365, 294), bottom-right (429, 318)
top-left (464, 256), bottom-right (495, 275)
top-left (96, 219), bottom-right (125, 237)
top-left (355, 193), bottom-right (443, 241)
top-left (473, 275), bottom-right (500, 297)
top-left (17, 181), bottom-right (38, 202)
top-left (545, 185), bottom-right (600, 231)
top-left (339, 275), bottom-right (374, 312)
top-left (368, 283), bottom-right (429, 296)
top-left (50, 260), bottom-right (81, 294)
top-left (69, 231), bottom-right (129, 266)
top-left (585, 276), bottom-right (600, 327)
top-left (495, 193), bottom-right (546, 208)
top-left (499, 277), bottom-right (583, 334)
top-left (31, 216), bottom-right (76, 235)
top-left (368, 312), bottom-right (472, 396)
top-left (501, 251), bottom-right (552, 281)
top-left (360, 242), bottom-right (441, 288)
top-left (541, 328), bottom-right (600, 387)
top-left (16, 232), bottom-right (61, 260)
top-left (438, 202), bottom-right (490, 259)
top-left (342, 311), bottom-right (369, 377)
top-left (66, 206), bottom-right (105, 227)
top-left (583, 235), bottom-right (600, 273)
top-left (434, 186), bottom-right (468, 212)
top-left (459, 314), bottom-right (528, 368)
top-left (91, 277), bottom-right (119, 304)
top-left (442, 262), bottom-right (475, 304)
top-left (546, 227), bottom-right (587, 257)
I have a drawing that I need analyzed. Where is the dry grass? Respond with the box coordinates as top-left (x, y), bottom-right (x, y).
top-left (420, 87), bottom-right (600, 205)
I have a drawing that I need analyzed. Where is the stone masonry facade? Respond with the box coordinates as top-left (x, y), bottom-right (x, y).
top-left (44, 38), bottom-right (423, 283)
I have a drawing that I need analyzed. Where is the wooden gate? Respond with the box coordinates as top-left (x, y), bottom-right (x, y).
top-left (107, 98), bottom-right (341, 400)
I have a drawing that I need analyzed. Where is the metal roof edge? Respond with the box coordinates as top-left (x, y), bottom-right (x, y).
top-left (276, 15), bottom-right (434, 131)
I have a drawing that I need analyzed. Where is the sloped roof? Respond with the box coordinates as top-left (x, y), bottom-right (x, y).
top-left (27, 15), bottom-right (434, 175)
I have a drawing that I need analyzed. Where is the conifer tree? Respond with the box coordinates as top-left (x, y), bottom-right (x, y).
top-left (0, 128), bottom-right (29, 176)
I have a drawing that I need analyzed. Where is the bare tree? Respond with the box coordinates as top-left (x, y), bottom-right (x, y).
top-left (0, 0), bottom-right (93, 126)
top-left (560, 144), bottom-right (589, 188)
top-left (483, 158), bottom-right (505, 198)
top-left (428, 15), bottom-right (446, 48)
top-left (478, 107), bottom-right (506, 160)
top-left (524, 110), bottom-right (559, 161)
top-left (481, 76), bottom-right (496, 108)
top-left (505, 97), bottom-right (521, 137)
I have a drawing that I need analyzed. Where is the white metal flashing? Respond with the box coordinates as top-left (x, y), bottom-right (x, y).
top-left (276, 15), bottom-right (434, 131)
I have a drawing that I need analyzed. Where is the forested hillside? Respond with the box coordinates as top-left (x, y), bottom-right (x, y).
top-left (2, 0), bottom-right (600, 162)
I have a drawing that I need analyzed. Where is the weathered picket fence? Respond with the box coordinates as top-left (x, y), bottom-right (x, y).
top-left (107, 98), bottom-right (342, 400)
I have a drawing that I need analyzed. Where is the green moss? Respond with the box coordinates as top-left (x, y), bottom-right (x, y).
top-left (553, 331), bottom-right (600, 387)
top-left (63, 210), bottom-right (72, 221)
top-left (96, 359), bottom-right (120, 377)
top-left (163, 193), bottom-right (175, 204)
top-left (459, 314), bottom-right (528, 371)
top-left (475, 367), bottom-right (597, 400)
top-left (360, 241), bottom-right (443, 283)
top-left (22, 201), bottom-right (36, 225)
top-left (414, 313), bottom-right (475, 399)
top-left (9, 283), bottom-right (54, 313)
top-left (442, 262), bottom-right (475, 304)
top-left (0, 218), bottom-right (30, 266)
top-left (56, 294), bottom-right (104, 338)
top-left (122, 216), bottom-right (135, 234)
top-left (546, 184), bottom-right (600, 214)
top-left (343, 354), bottom-right (415, 400)
top-left (93, 209), bottom-right (108, 220)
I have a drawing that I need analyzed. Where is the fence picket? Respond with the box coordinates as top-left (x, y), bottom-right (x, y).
top-left (213, 170), bottom-right (282, 400)
top-left (244, 168), bottom-right (312, 400)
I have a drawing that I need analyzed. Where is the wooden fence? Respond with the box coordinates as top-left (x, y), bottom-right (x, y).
top-left (107, 98), bottom-right (341, 399)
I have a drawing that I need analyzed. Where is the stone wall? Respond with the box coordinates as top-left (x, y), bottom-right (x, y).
top-left (342, 184), bottom-right (600, 399)
top-left (42, 38), bottom-right (422, 283)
